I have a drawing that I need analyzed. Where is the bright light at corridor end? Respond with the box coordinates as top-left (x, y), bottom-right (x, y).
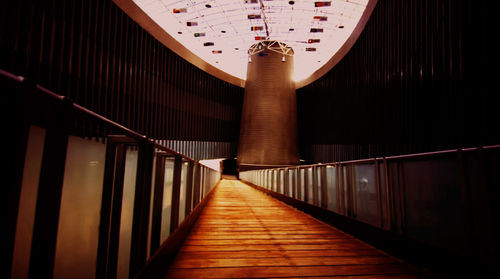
top-left (131, 0), bottom-right (374, 86)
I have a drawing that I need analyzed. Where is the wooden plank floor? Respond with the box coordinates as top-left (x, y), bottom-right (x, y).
top-left (165, 179), bottom-right (427, 278)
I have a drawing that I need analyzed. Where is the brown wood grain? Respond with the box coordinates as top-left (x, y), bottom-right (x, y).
top-left (165, 179), bottom-right (426, 278)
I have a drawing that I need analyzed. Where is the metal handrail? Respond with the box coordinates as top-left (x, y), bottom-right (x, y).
top-left (251, 145), bottom-right (500, 171)
top-left (1, 69), bottom-right (221, 170)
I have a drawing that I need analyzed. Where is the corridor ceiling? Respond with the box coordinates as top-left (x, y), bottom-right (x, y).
top-left (125, 0), bottom-right (376, 87)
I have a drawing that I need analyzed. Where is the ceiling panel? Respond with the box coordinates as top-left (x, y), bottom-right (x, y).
top-left (133, 0), bottom-right (372, 83)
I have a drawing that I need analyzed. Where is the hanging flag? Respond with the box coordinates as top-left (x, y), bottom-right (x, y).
top-left (314, 1), bottom-right (331, 7)
top-left (313, 16), bottom-right (328, 21)
top-left (310, 28), bottom-right (323, 33)
top-left (248, 14), bottom-right (262, 19)
top-left (173, 8), bottom-right (187, 13)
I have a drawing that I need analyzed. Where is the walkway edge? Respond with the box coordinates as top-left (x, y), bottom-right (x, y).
top-left (134, 181), bottom-right (221, 279)
top-left (240, 180), bottom-right (499, 278)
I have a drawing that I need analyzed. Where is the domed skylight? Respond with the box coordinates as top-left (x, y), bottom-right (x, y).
top-left (122, 0), bottom-right (376, 87)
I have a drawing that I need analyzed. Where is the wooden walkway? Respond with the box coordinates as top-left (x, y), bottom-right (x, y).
top-left (165, 179), bottom-right (426, 278)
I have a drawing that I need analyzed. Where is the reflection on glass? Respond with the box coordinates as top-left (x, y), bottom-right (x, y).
top-left (353, 164), bottom-right (378, 225)
top-left (117, 147), bottom-right (138, 279)
top-left (12, 126), bottom-right (45, 279)
top-left (160, 158), bottom-right (174, 242)
top-left (53, 136), bottom-right (106, 279)
top-left (402, 158), bottom-right (464, 254)
top-left (326, 166), bottom-right (337, 211)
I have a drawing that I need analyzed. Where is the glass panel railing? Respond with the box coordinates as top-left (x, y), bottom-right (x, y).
top-left (402, 157), bottom-right (465, 255)
top-left (377, 161), bottom-right (389, 229)
top-left (178, 161), bottom-right (188, 225)
top-left (326, 165), bottom-right (337, 212)
top-left (160, 158), bottom-right (174, 242)
top-left (279, 169), bottom-right (284, 194)
top-left (307, 168), bottom-right (313, 203)
top-left (5, 72), bottom-right (222, 279)
top-left (316, 167), bottom-right (322, 206)
top-left (53, 136), bottom-right (106, 279)
top-left (11, 126), bottom-right (46, 279)
top-left (117, 147), bottom-right (138, 279)
top-left (146, 154), bottom-right (157, 259)
top-left (299, 169), bottom-right (305, 201)
top-left (238, 146), bottom-right (500, 268)
top-left (353, 163), bottom-right (378, 226)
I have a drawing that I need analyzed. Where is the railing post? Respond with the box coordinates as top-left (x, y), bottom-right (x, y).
top-left (304, 168), bottom-right (309, 203)
top-left (374, 159), bottom-right (383, 228)
top-left (277, 169), bottom-right (282, 193)
top-left (96, 141), bottom-right (127, 279)
top-left (296, 168), bottom-right (302, 200)
top-left (129, 142), bottom-right (155, 277)
top-left (150, 154), bottom-right (166, 256)
top-left (28, 99), bottom-right (71, 279)
top-left (320, 166), bottom-right (328, 208)
top-left (312, 166), bottom-right (319, 205)
top-left (4, 79), bottom-right (32, 279)
top-left (184, 161), bottom-right (194, 217)
top-left (284, 169), bottom-right (290, 196)
top-left (192, 163), bottom-right (201, 207)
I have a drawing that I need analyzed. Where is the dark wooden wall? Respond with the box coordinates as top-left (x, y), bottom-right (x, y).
top-left (0, 0), bottom-right (244, 160)
top-left (297, 0), bottom-right (497, 163)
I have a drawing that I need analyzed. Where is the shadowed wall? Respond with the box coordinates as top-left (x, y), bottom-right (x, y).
top-left (297, 0), bottom-right (496, 163)
top-left (0, 0), bottom-right (244, 160)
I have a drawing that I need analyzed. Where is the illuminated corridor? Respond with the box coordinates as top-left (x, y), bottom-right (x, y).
top-left (166, 179), bottom-right (425, 278)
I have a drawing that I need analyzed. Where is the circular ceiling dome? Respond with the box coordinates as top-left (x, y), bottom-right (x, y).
top-left (115, 0), bottom-right (377, 88)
